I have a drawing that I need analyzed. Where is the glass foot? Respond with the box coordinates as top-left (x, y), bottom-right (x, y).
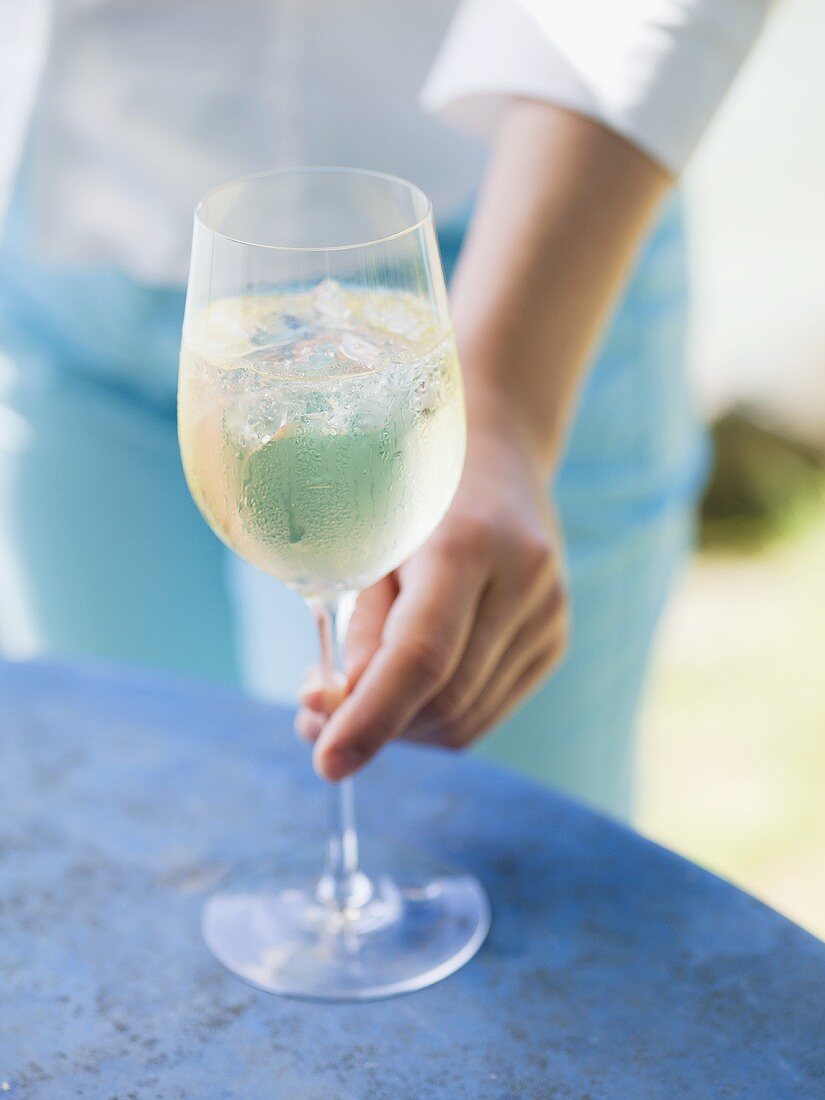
top-left (202, 840), bottom-right (491, 1001)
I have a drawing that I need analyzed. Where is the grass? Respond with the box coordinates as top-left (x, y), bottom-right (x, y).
top-left (638, 421), bottom-right (825, 939)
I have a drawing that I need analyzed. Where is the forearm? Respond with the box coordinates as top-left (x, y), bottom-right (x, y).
top-left (451, 99), bottom-right (673, 474)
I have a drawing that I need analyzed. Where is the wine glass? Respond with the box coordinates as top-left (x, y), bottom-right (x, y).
top-left (178, 167), bottom-right (490, 1000)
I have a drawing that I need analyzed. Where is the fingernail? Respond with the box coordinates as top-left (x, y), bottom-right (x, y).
top-left (314, 745), bottom-right (365, 782)
top-left (295, 711), bottom-right (324, 743)
top-left (298, 685), bottom-right (322, 707)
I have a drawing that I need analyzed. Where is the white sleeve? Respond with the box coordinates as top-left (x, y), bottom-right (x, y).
top-left (421, 0), bottom-right (772, 174)
top-left (0, 0), bottom-right (51, 228)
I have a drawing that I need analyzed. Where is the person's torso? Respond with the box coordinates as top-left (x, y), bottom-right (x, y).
top-left (4, 0), bottom-right (486, 284)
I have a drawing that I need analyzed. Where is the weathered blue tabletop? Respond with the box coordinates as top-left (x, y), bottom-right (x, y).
top-left (1, 659), bottom-right (823, 1099)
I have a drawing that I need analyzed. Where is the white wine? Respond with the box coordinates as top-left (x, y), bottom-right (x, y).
top-left (179, 281), bottom-right (465, 598)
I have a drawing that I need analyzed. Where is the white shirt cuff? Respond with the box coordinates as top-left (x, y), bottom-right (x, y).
top-left (421, 0), bottom-right (771, 175)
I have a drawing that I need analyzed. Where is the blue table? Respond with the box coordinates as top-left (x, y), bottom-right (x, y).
top-left (1, 659), bottom-right (823, 1099)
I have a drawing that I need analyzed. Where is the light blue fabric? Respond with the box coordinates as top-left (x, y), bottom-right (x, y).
top-left (470, 200), bottom-right (709, 816)
top-left (0, 193), bottom-right (708, 819)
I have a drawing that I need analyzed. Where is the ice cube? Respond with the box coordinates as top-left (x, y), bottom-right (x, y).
top-left (293, 339), bottom-right (339, 372)
top-left (339, 332), bottom-right (381, 367)
top-left (364, 291), bottom-right (427, 339)
top-left (313, 278), bottom-right (352, 323)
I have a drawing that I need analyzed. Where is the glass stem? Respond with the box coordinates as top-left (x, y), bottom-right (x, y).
top-left (311, 596), bottom-right (372, 913)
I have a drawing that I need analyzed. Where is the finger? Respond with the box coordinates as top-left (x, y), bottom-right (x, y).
top-left (295, 707), bottom-right (325, 743)
top-left (298, 577), bottom-right (396, 714)
top-left (298, 666), bottom-right (347, 715)
top-left (344, 575), bottom-right (397, 685)
top-left (312, 546), bottom-right (487, 781)
top-left (467, 643), bottom-right (565, 741)
top-left (407, 584), bottom-right (567, 748)
top-left (409, 640), bottom-right (564, 751)
top-left (419, 565), bottom-right (563, 732)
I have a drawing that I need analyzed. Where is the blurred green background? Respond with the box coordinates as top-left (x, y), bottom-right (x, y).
top-left (638, 0), bottom-right (825, 940)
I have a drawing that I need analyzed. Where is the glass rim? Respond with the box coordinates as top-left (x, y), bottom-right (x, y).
top-left (194, 166), bottom-right (433, 253)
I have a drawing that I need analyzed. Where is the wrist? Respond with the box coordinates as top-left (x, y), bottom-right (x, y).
top-left (463, 379), bottom-right (562, 484)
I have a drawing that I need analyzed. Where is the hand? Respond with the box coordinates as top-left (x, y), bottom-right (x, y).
top-left (295, 422), bottom-right (569, 781)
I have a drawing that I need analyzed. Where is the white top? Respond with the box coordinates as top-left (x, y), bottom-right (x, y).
top-left (424, 0), bottom-right (772, 171)
top-left (1, 0), bottom-right (771, 285)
